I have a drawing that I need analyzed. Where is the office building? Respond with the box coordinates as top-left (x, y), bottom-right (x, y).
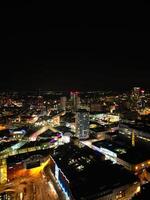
top-left (60, 96), bottom-right (67, 111)
top-left (75, 109), bottom-right (89, 140)
top-left (70, 91), bottom-right (80, 111)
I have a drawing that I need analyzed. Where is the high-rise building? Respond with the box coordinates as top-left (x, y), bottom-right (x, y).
top-left (60, 96), bottom-right (67, 110)
top-left (70, 91), bottom-right (80, 111)
top-left (130, 87), bottom-right (146, 110)
top-left (75, 109), bottom-right (89, 140)
top-left (133, 87), bottom-right (141, 97)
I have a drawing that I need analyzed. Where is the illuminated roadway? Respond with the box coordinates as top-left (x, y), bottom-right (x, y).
top-left (0, 111), bottom-right (64, 155)
top-left (0, 112), bottom-right (65, 199)
top-left (0, 173), bottom-right (59, 200)
top-left (0, 161), bottom-right (60, 200)
top-left (29, 124), bottom-right (62, 141)
top-left (119, 126), bottom-right (150, 143)
top-left (0, 123), bottom-right (63, 159)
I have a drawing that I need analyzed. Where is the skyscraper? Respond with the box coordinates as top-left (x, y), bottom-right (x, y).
top-left (75, 109), bottom-right (89, 140)
top-left (131, 87), bottom-right (145, 109)
top-left (133, 87), bottom-right (141, 97)
top-left (70, 91), bottom-right (80, 111)
top-left (60, 96), bottom-right (67, 110)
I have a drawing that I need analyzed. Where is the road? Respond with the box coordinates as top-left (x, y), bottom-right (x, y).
top-left (29, 124), bottom-right (61, 141)
top-left (0, 166), bottom-right (60, 200)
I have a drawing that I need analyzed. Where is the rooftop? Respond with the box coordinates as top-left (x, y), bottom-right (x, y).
top-left (0, 141), bottom-right (18, 151)
top-left (93, 139), bottom-right (150, 164)
top-left (7, 148), bottom-right (52, 165)
top-left (52, 143), bottom-right (137, 200)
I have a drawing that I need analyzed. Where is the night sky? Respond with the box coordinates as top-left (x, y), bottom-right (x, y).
top-left (0, 4), bottom-right (150, 91)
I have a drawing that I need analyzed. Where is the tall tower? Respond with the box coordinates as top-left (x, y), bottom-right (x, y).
top-left (75, 109), bottom-right (89, 140)
top-left (60, 96), bottom-right (67, 111)
top-left (133, 87), bottom-right (141, 96)
top-left (130, 87), bottom-right (143, 110)
top-left (70, 91), bottom-right (80, 112)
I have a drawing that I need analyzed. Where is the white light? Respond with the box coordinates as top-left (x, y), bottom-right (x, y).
top-left (62, 136), bottom-right (70, 143)
top-left (19, 192), bottom-right (23, 200)
top-left (136, 186), bottom-right (141, 193)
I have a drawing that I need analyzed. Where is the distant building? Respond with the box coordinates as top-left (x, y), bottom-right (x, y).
top-left (131, 87), bottom-right (145, 109)
top-left (90, 103), bottom-right (102, 112)
top-left (60, 96), bottom-right (67, 110)
top-left (70, 91), bottom-right (80, 111)
top-left (133, 87), bottom-right (141, 97)
top-left (75, 109), bottom-right (89, 140)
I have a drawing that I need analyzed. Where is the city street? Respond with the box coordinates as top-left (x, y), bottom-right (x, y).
top-left (0, 166), bottom-right (60, 200)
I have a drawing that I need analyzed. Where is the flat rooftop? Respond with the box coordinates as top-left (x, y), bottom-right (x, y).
top-left (0, 141), bottom-right (18, 151)
top-left (0, 129), bottom-right (12, 138)
top-left (52, 143), bottom-right (137, 200)
top-left (93, 138), bottom-right (150, 164)
top-left (7, 148), bottom-right (52, 165)
top-left (19, 138), bottom-right (51, 149)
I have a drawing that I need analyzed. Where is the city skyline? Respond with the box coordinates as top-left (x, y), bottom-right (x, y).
top-left (1, 3), bottom-right (150, 200)
top-left (0, 88), bottom-right (150, 199)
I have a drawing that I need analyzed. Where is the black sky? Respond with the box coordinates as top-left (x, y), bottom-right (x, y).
top-left (0, 3), bottom-right (150, 91)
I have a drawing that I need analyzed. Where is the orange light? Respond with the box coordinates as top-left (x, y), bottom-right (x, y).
top-left (136, 186), bottom-right (141, 193)
top-left (29, 159), bottom-right (50, 176)
top-left (0, 125), bottom-right (7, 131)
top-left (15, 159), bottom-right (50, 177)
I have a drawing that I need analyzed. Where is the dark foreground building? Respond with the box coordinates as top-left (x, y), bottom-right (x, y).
top-left (49, 143), bottom-right (140, 200)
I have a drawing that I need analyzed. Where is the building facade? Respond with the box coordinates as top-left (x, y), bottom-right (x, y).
top-left (60, 96), bottom-right (67, 111)
top-left (75, 109), bottom-right (89, 140)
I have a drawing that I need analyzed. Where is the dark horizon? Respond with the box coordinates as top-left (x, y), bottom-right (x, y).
top-left (0, 5), bottom-right (150, 91)
top-left (0, 57), bottom-right (149, 92)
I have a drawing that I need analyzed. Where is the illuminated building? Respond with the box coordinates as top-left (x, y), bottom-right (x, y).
top-left (90, 103), bottom-right (102, 112)
top-left (0, 159), bottom-right (7, 184)
top-left (70, 91), bottom-right (80, 111)
top-left (131, 87), bottom-right (146, 109)
top-left (92, 140), bottom-right (150, 172)
top-left (75, 109), bottom-right (89, 140)
top-left (90, 113), bottom-right (120, 124)
top-left (60, 96), bottom-right (67, 110)
top-left (51, 116), bottom-right (60, 126)
top-left (133, 87), bottom-right (141, 97)
top-left (0, 192), bottom-right (13, 200)
top-left (138, 107), bottom-right (150, 115)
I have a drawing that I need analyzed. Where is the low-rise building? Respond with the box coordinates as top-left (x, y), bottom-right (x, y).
top-left (92, 139), bottom-right (150, 172)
